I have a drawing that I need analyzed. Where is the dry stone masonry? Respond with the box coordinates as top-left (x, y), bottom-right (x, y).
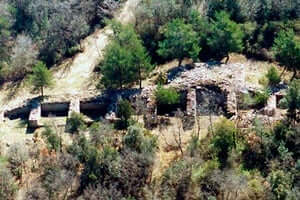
top-left (29, 100), bottom-right (41, 128)
top-left (68, 98), bottom-right (80, 117)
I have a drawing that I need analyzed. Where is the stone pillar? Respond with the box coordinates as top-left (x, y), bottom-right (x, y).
top-left (264, 94), bottom-right (276, 116)
top-left (29, 101), bottom-right (41, 128)
top-left (68, 98), bottom-right (80, 117)
top-left (186, 88), bottom-right (197, 118)
top-left (183, 88), bottom-right (197, 130)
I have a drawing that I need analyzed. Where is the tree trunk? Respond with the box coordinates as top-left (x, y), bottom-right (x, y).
top-left (178, 59), bottom-right (183, 67)
top-left (139, 66), bottom-right (142, 89)
top-left (291, 68), bottom-right (297, 81)
top-left (41, 86), bottom-right (44, 97)
top-left (225, 55), bottom-right (230, 64)
top-left (280, 67), bottom-right (286, 78)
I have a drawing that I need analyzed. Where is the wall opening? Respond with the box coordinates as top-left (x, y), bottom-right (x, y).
top-left (157, 90), bottom-right (187, 116)
top-left (196, 85), bottom-right (227, 116)
top-left (41, 103), bottom-right (70, 117)
top-left (80, 101), bottom-right (107, 120)
top-left (4, 106), bottom-right (30, 120)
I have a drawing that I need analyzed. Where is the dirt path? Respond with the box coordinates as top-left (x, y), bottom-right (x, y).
top-left (0, 0), bottom-right (140, 110)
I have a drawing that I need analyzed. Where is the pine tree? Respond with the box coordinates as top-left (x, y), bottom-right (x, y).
top-left (29, 61), bottom-right (53, 97)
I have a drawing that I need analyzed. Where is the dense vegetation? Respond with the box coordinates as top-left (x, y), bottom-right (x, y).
top-left (0, 0), bottom-right (121, 82)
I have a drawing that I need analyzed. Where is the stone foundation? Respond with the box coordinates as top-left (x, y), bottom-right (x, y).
top-left (28, 101), bottom-right (41, 128)
top-left (68, 98), bottom-right (80, 117)
top-left (264, 95), bottom-right (276, 116)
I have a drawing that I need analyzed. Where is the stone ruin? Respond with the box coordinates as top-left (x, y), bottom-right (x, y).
top-left (0, 62), bottom-right (288, 130)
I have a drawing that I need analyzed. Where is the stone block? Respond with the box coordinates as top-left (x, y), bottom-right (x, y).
top-left (28, 101), bottom-right (41, 128)
top-left (68, 98), bottom-right (80, 117)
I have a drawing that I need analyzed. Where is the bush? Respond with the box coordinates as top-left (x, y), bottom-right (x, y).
top-left (124, 125), bottom-right (143, 151)
top-left (124, 125), bottom-right (157, 154)
top-left (116, 99), bottom-right (134, 129)
top-left (0, 167), bottom-right (18, 200)
top-left (211, 118), bottom-right (236, 168)
top-left (42, 126), bottom-right (61, 152)
top-left (254, 88), bottom-right (271, 108)
top-left (266, 66), bottom-right (281, 86)
top-left (191, 160), bottom-right (219, 183)
top-left (155, 86), bottom-right (180, 106)
top-left (268, 170), bottom-right (293, 200)
top-left (66, 112), bottom-right (86, 133)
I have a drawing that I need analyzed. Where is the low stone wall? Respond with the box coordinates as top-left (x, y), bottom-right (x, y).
top-left (68, 98), bottom-right (80, 117)
top-left (28, 101), bottom-right (41, 128)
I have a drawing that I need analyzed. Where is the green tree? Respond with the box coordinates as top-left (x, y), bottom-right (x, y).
top-left (66, 112), bottom-right (86, 133)
top-left (101, 22), bottom-right (151, 89)
top-left (266, 66), bottom-right (281, 86)
top-left (273, 29), bottom-right (300, 80)
top-left (116, 99), bottom-right (134, 129)
top-left (29, 61), bottom-right (53, 97)
top-left (157, 18), bottom-right (201, 66)
top-left (207, 11), bottom-right (244, 63)
top-left (211, 118), bottom-right (236, 168)
top-left (284, 80), bottom-right (300, 122)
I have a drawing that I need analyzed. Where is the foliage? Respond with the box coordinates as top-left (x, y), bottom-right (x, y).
top-left (284, 79), bottom-right (300, 121)
top-left (211, 118), bottom-right (236, 168)
top-left (266, 66), bottom-right (281, 86)
top-left (273, 29), bottom-right (300, 79)
top-left (67, 112), bottom-right (86, 133)
top-left (206, 11), bottom-right (244, 62)
top-left (42, 126), bottom-right (61, 152)
top-left (0, 167), bottom-right (18, 200)
top-left (80, 145), bottom-right (120, 190)
top-left (157, 18), bottom-right (201, 65)
top-left (29, 61), bottom-right (53, 97)
top-left (89, 122), bottom-right (114, 147)
top-left (101, 22), bottom-right (151, 89)
top-left (155, 86), bottom-right (180, 106)
top-left (254, 87), bottom-right (271, 108)
top-left (124, 125), bottom-right (157, 154)
top-left (159, 160), bottom-right (192, 200)
top-left (7, 143), bottom-right (29, 179)
top-left (116, 99), bottom-right (134, 129)
top-left (191, 160), bottom-right (219, 183)
top-left (268, 170), bottom-right (293, 200)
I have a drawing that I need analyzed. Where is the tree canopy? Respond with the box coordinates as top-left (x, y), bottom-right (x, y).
top-left (272, 29), bottom-right (300, 80)
top-left (101, 22), bottom-right (151, 89)
top-left (206, 11), bottom-right (244, 63)
top-left (29, 61), bottom-right (53, 97)
top-left (157, 18), bottom-right (201, 66)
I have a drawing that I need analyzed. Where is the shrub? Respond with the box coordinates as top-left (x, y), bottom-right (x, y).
top-left (0, 167), bottom-right (18, 200)
top-left (268, 170), bottom-right (293, 200)
top-left (124, 125), bottom-right (143, 151)
top-left (124, 125), bottom-right (157, 154)
top-left (8, 143), bottom-right (29, 179)
top-left (284, 80), bottom-right (300, 121)
top-left (211, 118), bottom-right (236, 168)
top-left (159, 160), bottom-right (192, 199)
top-left (254, 88), bottom-right (271, 108)
top-left (116, 99), bottom-right (134, 129)
top-left (191, 160), bottom-right (219, 183)
top-left (42, 126), bottom-right (61, 152)
top-left (66, 112), bottom-right (86, 133)
top-left (266, 66), bottom-right (281, 86)
top-left (155, 86), bottom-right (180, 106)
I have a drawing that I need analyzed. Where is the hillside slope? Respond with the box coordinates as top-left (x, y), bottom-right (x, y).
top-left (0, 0), bottom-right (140, 111)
